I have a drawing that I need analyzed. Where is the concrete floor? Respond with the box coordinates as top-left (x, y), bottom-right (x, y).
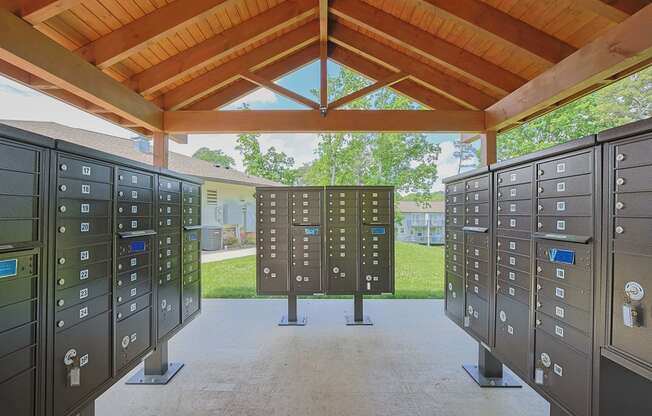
top-left (97, 299), bottom-right (549, 416)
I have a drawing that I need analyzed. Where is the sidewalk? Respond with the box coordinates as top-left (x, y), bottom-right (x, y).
top-left (201, 247), bottom-right (256, 263)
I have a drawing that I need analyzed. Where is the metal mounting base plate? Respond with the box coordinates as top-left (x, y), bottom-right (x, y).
top-left (279, 315), bottom-right (307, 326)
top-left (126, 362), bottom-right (184, 385)
top-left (462, 364), bottom-right (522, 388)
top-left (345, 315), bottom-right (373, 325)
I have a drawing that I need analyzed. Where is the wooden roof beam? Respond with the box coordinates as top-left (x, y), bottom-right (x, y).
top-left (77, 0), bottom-right (231, 68)
top-left (0, 8), bottom-right (162, 131)
top-left (420, 0), bottom-right (576, 64)
top-left (330, 0), bottom-right (525, 94)
top-left (328, 45), bottom-right (465, 111)
top-left (20, 0), bottom-right (81, 24)
top-left (162, 22), bottom-right (319, 111)
top-left (319, 0), bottom-right (328, 110)
top-left (486, 4), bottom-right (652, 132)
top-left (187, 44), bottom-right (320, 110)
top-left (163, 110), bottom-right (486, 134)
top-left (240, 70), bottom-right (320, 110)
top-left (573, 0), bottom-right (649, 22)
top-left (328, 72), bottom-right (408, 109)
top-left (127, 0), bottom-right (317, 96)
top-left (329, 22), bottom-right (496, 110)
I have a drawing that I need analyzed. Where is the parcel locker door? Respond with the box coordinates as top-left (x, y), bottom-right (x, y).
top-left (495, 294), bottom-right (530, 377)
top-left (182, 280), bottom-right (200, 320)
top-left (465, 293), bottom-right (489, 343)
top-left (446, 273), bottom-right (465, 323)
top-left (115, 307), bottom-right (151, 371)
top-left (157, 280), bottom-right (181, 339)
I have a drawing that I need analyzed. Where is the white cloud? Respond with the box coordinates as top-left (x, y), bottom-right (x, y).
top-left (225, 87), bottom-right (278, 109)
top-left (433, 141), bottom-right (463, 192)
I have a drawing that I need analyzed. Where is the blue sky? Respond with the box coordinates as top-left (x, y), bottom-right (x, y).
top-left (0, 60), bottom-right (471, 191)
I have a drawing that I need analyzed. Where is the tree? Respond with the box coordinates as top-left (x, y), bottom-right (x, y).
top-left (235, 132), bottom-right (298, 185)
top-left (497, 66), bottom-right (652, 160)
top-left (192, 147), bottom-right (235, 168)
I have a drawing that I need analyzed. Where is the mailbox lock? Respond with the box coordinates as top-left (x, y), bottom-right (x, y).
top-left (58, 278), bottom-right (65, 286)
top-left (616, 153), bottom-right (625, 161)
top-left (119, 175), bottom-right (124, 180)
top-left (57, 299), bottom-right (65, 307)
top-left (59, 205), bottom-right (67, 213)
top-left (59, 226), bottom-right (66, 233)
top-left (616, 177), bottom-right (625, 185)
top-left (497, 206), bottom-right (502, 212)
top-left (58, 257), bottom-right (66, 265)
top-left (615, 226), bottom-right (624, 234)
top-left (57, 320), bottom-right (65, 328)
top-left (118, 296), bottom-right (123, 303)
top-left (366, 275), bottom-right (373, 281)
top-left (537, 266), bottom-right (543, 273)
top-left (538, 187), bottom-right (543, 194)
top-left (625, 281), bottom-right (645, 301)
top-left (537, 222), bottom-right (543, 229)
top-left (538, 169), bottom-right (544, 176)
top-left (535, 319), bottom-right (542, 326)
top-left (121, 336), bottom-right (130, 349)
top-left (119, 191), bottom-right (124, 197)
top-left (498, 178), bottom-right (503, 183)
top-left (59, 184), bottom-right (67, 192)
top-left (117, 313), bottom-right (123, 319)
top-left (536, 301), bottom-right (542, 308)
top-left (536, 284), bottom-right (542, 291)
top-left (64, 349), bottom-right (77, 366)
top-left (538, 205), bottom-right (543, 211)
top-left (540, 353), bottom-right (551, 368)
top-left (615, 201), bottom-right (624, 210)
top-left (497, 192), bottom-right (502, 198)
top-left (60, 164), bottom-right (68, 171)
top-left (333, 267), bottom-right (340, 273)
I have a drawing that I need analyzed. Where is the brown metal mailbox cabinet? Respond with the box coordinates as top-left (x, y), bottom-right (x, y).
top-left (256, 187), bottom-right (292, 295)
top-left (324, 187), bottom-right (359, 294)
top-left (359, 186), bottom-right (394, 295)
top-left (290, 187), bottom-right (323, 294)
top-left (443, 174), bottom-right (467, 327)
top-left (181, 180), bottom-right (202, 322)
top-left (0, 124), bottom-right (53, 416)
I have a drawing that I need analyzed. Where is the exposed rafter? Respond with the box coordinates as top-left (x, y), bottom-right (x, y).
top-left (9, 0), bottom-right (82, 25)
top-left (330, 22), bottom-right (496, 109)
top-left (330, 0), bottom-right (525, 94)
top-left (329, 72), bottom-right (407, 109)
top-left (77, 0), bottom-right (230, 68)
top-left (329, 46), bottom-right (465, 111)
top-left (240, 71), bottom-right (320, 109)
top-left (187, 44), bottom-right (320, 111)
top-left (573, 0), bottom-right (648, 22)
top-left (319, 0), bottom-right (328, 110)
top-left (162, 22), bottom-right (319, 111)
top-left (163, 110), bottom-right (486, 133)
top-left (486, 3), bottom-right (652, 131)
top-left (127, 0), bottom-right (317, 96)
top-left (420, 0), bottom-right (576, 64)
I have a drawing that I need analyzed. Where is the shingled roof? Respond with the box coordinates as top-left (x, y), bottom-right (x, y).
top-left (0, 120), bottom-right (280, 187)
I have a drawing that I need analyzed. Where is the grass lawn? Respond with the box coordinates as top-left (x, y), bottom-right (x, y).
top-left (201, 241), bottom-right (444, 299)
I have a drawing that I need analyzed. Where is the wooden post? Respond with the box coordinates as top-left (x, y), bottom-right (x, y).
top-left (153, 131), bottom-right (169, 168)
top-left (480, 131), bottom-right (497, 166)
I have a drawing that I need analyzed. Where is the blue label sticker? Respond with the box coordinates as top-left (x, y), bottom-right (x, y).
top-left (371, 227), bottom-right (386, 235)
top-left (548, 248), bottom-right (575, 265)
top-left (129, 241), bottom-right (146, 253)
top-left (0, 259), bottom-right (18, 279)
top-left (189, 234), bottom-right (198, 241)
top-left (304, 227), bottom-right (320, 236)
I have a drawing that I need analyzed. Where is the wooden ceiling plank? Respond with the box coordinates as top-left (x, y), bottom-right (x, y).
top-left (421, 0), bottom-right (576, 64)
top-left (76, 0), bottom-right (231, 68)
top-left (187, 43), bottom-right (320, 110)
top-left (128, 0), bottom-right (317, 95)
top-left (163, 109), bottom-right (486, 133)
top-left (329, 21), bottom-right (496, 110)
top-left (161, 21), bottom-right (319, 110)
top-left (319, 0), bottom-right (328, 109)
top-left (241, 70), bottom-right (320, 109)
top-left (573, 0), bottom-right (647, 22)
top-left (486, 3), bottom-right (652, 131)
top-left (330, 0), bottom-right (525, 94)
top-left (328, 71), bottom-right (407, 109)
top-left (0, 8), bottom-right (162, 130)
top-left (11, 0), bottom-right (84, 25)
top-left (328, 45), bottom-right (466, 110)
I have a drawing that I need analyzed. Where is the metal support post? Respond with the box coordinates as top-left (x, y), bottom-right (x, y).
top-left (462, 343), bottom-right (521, 387)
top-left (126, 340), bottom-right (184, 385)
top-left (279, 294), bottom-right (306, 326)
top-left (549, 403), bottom-right (570, 416)
top-left (76, 402), bottom-right (95, 416)
top-left (346, 294), bottom-right (373, 325)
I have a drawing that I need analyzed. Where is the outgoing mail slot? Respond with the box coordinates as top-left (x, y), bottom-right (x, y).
top-left (495, 294), bottom-right (530, 377)
top-left (464, 175), bottom-right (489, 191)
top-left (534, 330), bottom-right (590, 416)
top-left (116, 279), bottom-right (151, 305)
top-left (54, 294), bottom-right (110, 333)
top-left (537, 174), bottom-right (592, 198)
top-left (496, 166), bottom-right (532, 186)
top-left (115, 293), bottom-right (151, 322)
top-left (496, 237), bottom-right (531, 257)
top-left (117, 169), bottom-right (152, 189)
top-left (159, 177), bottom-right (181, 193)
top-left (496, 265), bottom-right (531, 291)
top-left (497, 281), bottom-right (530, 306)
top-left (158, 279), bottom-right (181, 339)
top-left (56, 218), bottom-right (111, 241)
top-left (536, 216), bottom-right (592, 237)
top-left (55, 278), bottom-right (110, 312)
top-left (158, 191), bottom-right (180, 204)
top-left (497, 216), bottom-right (531, 232)
top-left (116, 253), bottom-right (150, 274)
top-left (465, 189), bottom-right (489, 203)
top-left (118, 202), bottom-right (153, 218)
top-left (535, 311), bottom-right (591, 354)
top-left (115, 307), bottom-right (151, 371)
top-left (57, 156), bottom-right (112, 183)
top-left (0, 170), bottom-right (38, 197)
top-left (53, 311), bottom-right (111, 416)
top-left (496, 251), bottom-right (530, 273)
top-left (536, 294), bottom-right (591, 333)
top-left (57, 178), bottom-right (111, 200)
top-left (57, 199), bottom-right (111, 218)
top-left (537, 195), bottom-right (592, 217)
top-left (465, 293), bottom-right (489, 343)
top-left (116, 186), bottom-right (153, 203)
top-left (56, 261), bottom-right (111, 291)
top-left (117, 238), bottom-right (151, 257)
top-left (536, 277), bottom-right (591, 312)
top-left (182, 280), bottom-right (200, 321)
top-left (445, 273), bottom-right (465, 323)
top-left (537, 152), bottom-right (592, 180)
top-left (497, 199), bottom-right (532, 216)
top-left (497, 183), bottom-right (531, 201)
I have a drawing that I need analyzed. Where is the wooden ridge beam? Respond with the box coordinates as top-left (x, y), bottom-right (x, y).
top-left (328, 45), bottom-right (465, 110)
top-left (127, 0), bottom-right (317, 96)
top-left (161, 22), bottom-right (319, 111)
top-left (77, 0), bottom-right (230, 68)
top-left (319, 0), bottom-right (328, 109)
top-left (330, 22), bottom-right (496, 110)
top-left (187, 44), bottom-right (320, 110)
top-left (421, 0), bottom-right (576, 64)
top-left (573, 0), bottom-right (648, 22)
top-left (486, 4), bottom-right (652, 132)
top-left (330, 0), bottom-right (525, 94)
top-left (163, 110), bottom-right (485, 133)
top-left (0, 8), bottom-right (162, 130)
top-left (240, 70), bottom-right (320, 110)
top-left (329, 72), bottom-right (407, 109)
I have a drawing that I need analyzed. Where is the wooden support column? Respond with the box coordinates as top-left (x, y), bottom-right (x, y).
top-left (480, 131), bottom-right (497, 166)
top-left (153, 132), bottom-right (169, 168)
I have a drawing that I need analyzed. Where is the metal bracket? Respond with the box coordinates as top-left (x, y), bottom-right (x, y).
top-left (320, 106), bottom-right (328, 117)
top-left (279, 294), bottom-right (306, 326)
top-left (462, 343), bottom-right (521, 388)
top-left (345, 294), bottom-right (373, 326)
top-left (126, 341), bottom-right (183, 385)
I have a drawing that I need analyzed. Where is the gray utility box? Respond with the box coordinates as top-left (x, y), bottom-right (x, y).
top-left (443, 117), bottom-right (652, 416)
top-left (201, 226), bottom-right (223, 251)
top-left (0, 122), bottom-right (203, 416)
top-left (256, 186), bottom-right (394, 296)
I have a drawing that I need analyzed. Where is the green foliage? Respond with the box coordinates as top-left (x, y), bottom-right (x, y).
top-left (192, 147), bottom-right (235, 168)
top-left (498, 67), bottom-right (652, 160)
top-left (201, 242), bottom-right (444, 299)
top-left (235, 132), bottom-right (298, 185)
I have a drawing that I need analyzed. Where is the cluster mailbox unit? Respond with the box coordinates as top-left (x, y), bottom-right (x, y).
top-left (256, 186), bottom-right (395, 325)
top-left (0, 123), bottom-right (202, 416)
top-left (444, 118), bottom-right (652, 416)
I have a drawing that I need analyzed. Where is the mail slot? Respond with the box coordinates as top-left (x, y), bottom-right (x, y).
top-left (158, 256), bottom-right (179, 273)
top-left (158, 203), bottom-right (180, 217)
top-left (536, 259), bottom-right (592, 291)
top-left (465, 175), bottom-right (489, 191)
top-left (612, 192), bottom-right (652, 218)
top-left (446, 229), bottom-right (463, 243)
top-left (0, 141), bottom-right (39, 172)
top-left (467, 282), bottom-right (488, 301)
top-left (497, 281), bottom-right (530, 306)
top-left (466, 270), bottom-right (490, 288)
top-left (0, 367), bottom-right (35, 416)
top-left (58, 156), bottom-right (112, 183)
top-left (495, 294), bottom-right (530, 377)
top-left (535, 311), bottom-right (591, 354)
top-left (116, 279), bottom-right (151, 305)
top-left (465, 189), bottom-right (489, 203)
top-left (497, 199), bottom-right (532, 216)
top-left (537, 174), bottom-right (592, 198)
top-left (536, 216), bottom-right (593, 237)
top-left (183, 271), bottom-right (199, 287)
top-left (465, 202), bottom-right (489, 216)
top-left (57, 261), bottom-right (111, 291)
top-left (158, 244), bottom-right (180, 260)
top-left (55, 278), bottom-right (110, 312)
top-left (537, 195), bottom-right (592, 217)
top-left (446, 182), bottom-right (465, 195)
top-left (614, 164), bottom-right (652, 193)
top-left (116, 266), bottom-right (150, 289)
top-left (465, 258), bottom-right (488, 275)
top-left (54, 295), bottom-right (110, 333)
top-left (159, 190), bottom-right (181, 204)
top-left (464, 215), bottom-right (489, 228)
top-left (537, 152), bottom-right (592, 180)
top-left (182, 280), bottom-right (200, 321)
top-left (158, 280), bottom-right (181, 339)
top-left (0, 299), bottom-right (36, 334)
top-left (116, 186), bottom-right (153, 203)
top-left (182, 183), bottom-right (200, 196)
top-left (496, 237), bottom-right (530, 256)
top-left (536, 277), bottom-right (591, 312)
top-left (496, 266), bottom-right (531, 291)
top-left (536, 294), bottom-right (591, 333)
top-left (0, 345), bottom-right (34, 385)
top-left (0, 170), bottom-right (38, 197)
top-left (117, 217), bottom-right (153, 232)
top-left (0, 321), bottom-right (36, 359)
top-left (118, 201), bottom-right (153, 217)
top-left (446, 215), bottom-right (464, 227)
top-left (496, 166), bottom-right (532, 186)
top-left (465, 232), bottom-right (488, 248)
top-left (613, 217), bottom-right (652, 244)
top-left (497, 183), bottom-right (531, 201)
top-left (496, 251), bottom-right (530, 273)
top-left (116, 253), bottom-right (150, 274)
top-left (57, 198), bottom-right (111, 219)
top-left (497, 215), bottom-right (531, 233)
top-left (159, 177), bottom-right (181, 193)
top-left (56, 242), bottom-right (112, 271)
top-left (117, 169), bottom-right (153, 189)
top-left (115, 307), bottom-right (151, 371)
top-left (57, 178), bottom-right (112, 200)
top-left (115, 293), bottom-right (151, 322)
top-left (466, 246), bottom-right (488, 260)
top-left (0, 219), bottom-right (38, 246)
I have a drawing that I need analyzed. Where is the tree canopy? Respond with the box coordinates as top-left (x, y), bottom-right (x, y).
top-left (235, 132), bottom-right (297, 185)
top-left (192, 147), bottom-right (235, 168)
